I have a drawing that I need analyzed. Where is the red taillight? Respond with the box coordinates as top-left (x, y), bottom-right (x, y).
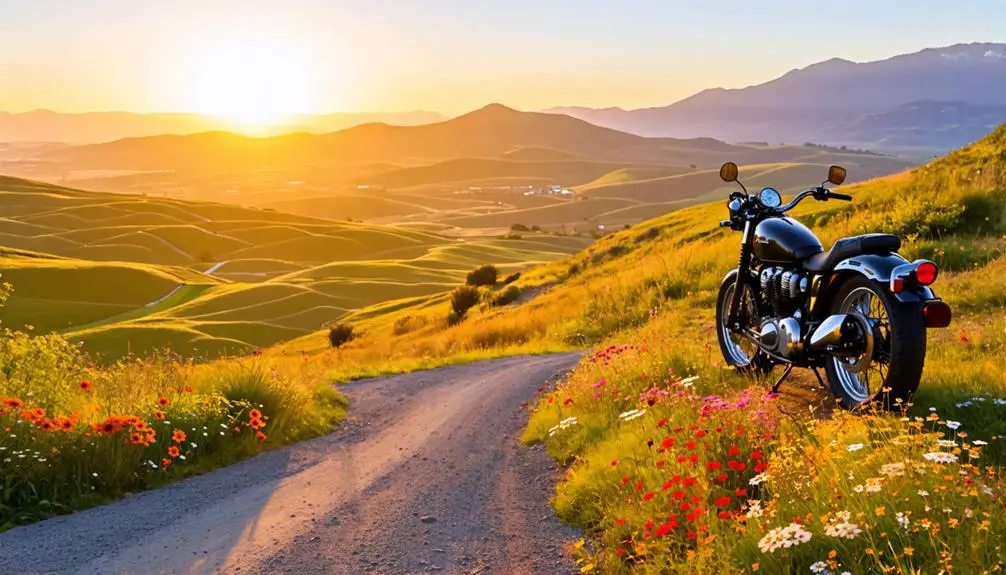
top-left (891, 277), bottom-right (905, 293)
top-left (915, 261), bottom-right (938, 285)
top-left (924, 301), bottom-right (952, 328)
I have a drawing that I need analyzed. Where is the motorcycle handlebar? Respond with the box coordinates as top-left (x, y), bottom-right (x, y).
top-left (828, 191), bottom-right (853, 201)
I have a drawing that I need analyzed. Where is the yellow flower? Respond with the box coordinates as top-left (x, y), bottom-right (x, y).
top-left (875, 506), bottom-right (886, 517)
top-left (904, 547), bottom-right (914, 556)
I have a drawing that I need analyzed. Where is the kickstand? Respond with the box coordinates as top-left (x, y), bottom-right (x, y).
top-left (811, 366), bottom-right (827, 391)
top-left (771, 363), bottom-right (794, 393)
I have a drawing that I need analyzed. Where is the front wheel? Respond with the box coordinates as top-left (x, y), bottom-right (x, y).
top-left (716, 277), bottom-right (772, 375)
top-left (824, 276), bottom-right (926, 410)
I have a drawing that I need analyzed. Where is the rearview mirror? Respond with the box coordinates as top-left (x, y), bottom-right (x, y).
top-left (719, 162), bottom-right (739, 182)
top-left (828, 165), bottom-right (847, 186)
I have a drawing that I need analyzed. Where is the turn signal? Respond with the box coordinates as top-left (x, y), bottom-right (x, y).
top-left (915, 261), bottom-right (938, 285)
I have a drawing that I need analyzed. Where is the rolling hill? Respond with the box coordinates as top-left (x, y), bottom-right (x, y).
top-left (6, 107), bottom-right (914, 234)
top-left (548, 43), bottom-right (1006, 152)
top-left (0, 175), bottom-right (589, 359)
top-left (0, 109), bottom-right (446, 144)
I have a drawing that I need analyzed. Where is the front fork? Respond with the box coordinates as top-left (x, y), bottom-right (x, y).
top-left (727, 221), bottom-right (754, 327)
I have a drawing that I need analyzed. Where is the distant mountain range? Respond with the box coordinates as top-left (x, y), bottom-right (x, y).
top-left (0, 110), bottom-right (447, 144)
top-left (35, 104), bottom-right (892, 173)
top-left (548, 43), bottom-right (1006, 153)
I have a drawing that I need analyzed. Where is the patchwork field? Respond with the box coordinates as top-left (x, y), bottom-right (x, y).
top-left (0, 176), bottom-right (589, 360)
top-left (4, 107), bottom-right (917, 236)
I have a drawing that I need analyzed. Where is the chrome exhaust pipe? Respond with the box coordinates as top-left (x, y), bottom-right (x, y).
top-left (808, 313), bottom-right (874, 373)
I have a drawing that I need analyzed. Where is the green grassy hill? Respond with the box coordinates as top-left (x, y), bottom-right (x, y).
top-left (0, 176), bottom-right (589, 359)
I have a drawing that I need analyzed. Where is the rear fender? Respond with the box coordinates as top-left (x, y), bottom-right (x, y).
top-left (811, 253), bottom-right (936, 316)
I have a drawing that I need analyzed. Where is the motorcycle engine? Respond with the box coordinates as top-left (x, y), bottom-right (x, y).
top-left (757, 266), bottom-right (810, 357)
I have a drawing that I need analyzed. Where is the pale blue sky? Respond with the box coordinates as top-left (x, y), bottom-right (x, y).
top-left (2, 0), bottom-right (1003, 114)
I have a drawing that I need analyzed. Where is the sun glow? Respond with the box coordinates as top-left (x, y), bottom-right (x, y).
top-left (181, 34), bottom-right (320, 128)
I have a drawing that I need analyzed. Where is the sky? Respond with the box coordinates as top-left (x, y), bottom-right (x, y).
top-left (2, 0), bottom-right (1004, 116)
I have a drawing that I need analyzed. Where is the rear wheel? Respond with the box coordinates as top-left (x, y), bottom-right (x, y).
top-left (716, 277), bottom-right (772, 374)
top-left (824, 276), bottom-right (926, 410)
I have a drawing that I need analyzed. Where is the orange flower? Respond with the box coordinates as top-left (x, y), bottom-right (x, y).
top-left (153, 411), bottom-right (165, 420)
top-left (249, 409), bottom-right (262, 420)
top-left (157, 397), bottom-right (170, 407)
top-left (37, 418), bottom-right (56, 432)
top-left (2, 397), bottom-right (24, 409)
top-left (256, 431), bottom-right (267, 441)
top-left (183, 385), bottom-right (193, 393)
top-left (129, 432), bottom-right (143, 444)
top-left (250, 418), bottom-right (266, 430)
top-left (79, 380), bottom-right (93, 392)
top-left (161, 458), bottom-right (172, 468)
top-left (172, 429), bottom-right (186, 443)
top-left (135, 421), bottom-right (148, 431)
top-left (167, 446), bottom-right (181, 458)
top-left (59, 418), bottom-right (75, 431)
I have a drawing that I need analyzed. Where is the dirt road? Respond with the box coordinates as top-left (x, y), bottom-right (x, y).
top-left (0, 353), bottom-right (583, 575)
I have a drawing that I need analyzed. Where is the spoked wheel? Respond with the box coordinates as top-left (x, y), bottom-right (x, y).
top-left (716, 278), bottom-right (771, 374)
top-left (824, 276), bottom-right (926, 410)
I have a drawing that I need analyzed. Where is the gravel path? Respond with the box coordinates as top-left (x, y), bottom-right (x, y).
top-left (0, 353), bottom-right (583, 575)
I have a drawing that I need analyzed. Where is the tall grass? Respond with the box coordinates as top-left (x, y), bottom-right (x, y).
top-left (0, 321), bottom-right (345, 529)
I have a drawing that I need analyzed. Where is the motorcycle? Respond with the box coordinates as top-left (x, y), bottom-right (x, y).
top-left (714, 162), bottom-right (952, 409)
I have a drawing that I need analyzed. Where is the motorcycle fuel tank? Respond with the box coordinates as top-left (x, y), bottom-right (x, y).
top-left (753, 217), bottom-right (823, 264)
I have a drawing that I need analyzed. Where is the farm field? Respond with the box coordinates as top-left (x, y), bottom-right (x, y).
top-left (0, 175), bottom-right (589, 359)
top-left (4, 107), bottom-right (917, 235)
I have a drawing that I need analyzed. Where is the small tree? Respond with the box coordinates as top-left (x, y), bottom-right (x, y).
top-left (328, 323), bottom-right (355, 348)
top-left (510, 223), bottom-right (530, 232)
top-left (466, 264), bottom-right (498, 287)
top-left (450, 286), bottom-right (481, 322)
top-left (491, 285), bottom-right (521, 307)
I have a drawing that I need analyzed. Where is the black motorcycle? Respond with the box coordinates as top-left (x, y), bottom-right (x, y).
top-left (714, 162), bottom-right (952, 409)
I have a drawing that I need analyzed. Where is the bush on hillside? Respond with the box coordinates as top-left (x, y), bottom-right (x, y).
top-left (491, 285), bottom-right (521, 307)
top-left (449, 286), bottom-right (481, 322)
top-left (327, 323), bottom-right (356, 348)
top-left (466, 264), bottom-right (498, 287)
top-left (510, 223), bottom-right (530, 232)
top-left (501, 271), bottom-right (521, 285)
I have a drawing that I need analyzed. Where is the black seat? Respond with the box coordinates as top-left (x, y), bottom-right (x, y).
top-left (802, 233), bottom-right (900, 273)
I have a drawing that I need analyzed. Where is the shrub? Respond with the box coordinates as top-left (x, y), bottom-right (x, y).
top-left (450, 286), bottom-right (481, 320)
top-left (510, 223), bottom-right (530, 232)
top-left (491, 285), bottom-right (522, 307)
top-left (531, 225), bottom-right (542, 232)
top-left (466, 264), bottom-right (499, 287)
top-left (501, 271), bottom-right (521, 285)
top-left (327, 323), bottom-right (355, 348)
top-left (503, 233), bottom-right (523, 240)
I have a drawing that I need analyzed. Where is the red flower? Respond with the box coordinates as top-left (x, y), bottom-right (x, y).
top-left (717, 511), bottom-right (731, 520)
top-left (610, 459), bottom-right (618, 467)
top-left (716, 473), bottom-right (729, 482)
top-left (728, 446), bottom-right (741, 456)
top-left (644, 520), bottom-right (654, 530)
top-left (754, 462), bottom-right (768, 473)
top-left (688, 454), bottom-right (699, 464)
top-left (79, 380), bottom-right (93, 392)
top-left (615, 549), bottom-right (625, 556)
top-left (662, 481), bottom-right (674, 491)
top-left (621, 476), bottom-right (631, 485)
top-left (706, 461), bottom-right (722, 471)
top-left (255, 431), bottom-right (267, 441)
top-left (634, 480), bottom-right (644, 492)
top-left (615, 518), bottom-right (625, 526)
top-left (714, 496), bottom-right (731, 506)
top-left (735, 488), bottom-right (747, 497)
top-left (686, 530), bottom-right (697, 539)
top-left (656, 417), bottom-right (668, 428)
top-left (686, 441), bottom-right (697, 450)
top-left (661, 438), bottom-right (674, 449)
top-left (157, 397), bottom-right (170, 406)
top-left (695, 430), bottom-right (706, 438)
top-left (672, 490), bottom-right (685, 500)
top-left (682, 477), bottom-right (696, 487)
top-left (643, 491), bottom-right (655, 501)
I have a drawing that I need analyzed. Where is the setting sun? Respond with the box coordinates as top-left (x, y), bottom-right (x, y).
top-left (181, 34), bottom-right (319, 127)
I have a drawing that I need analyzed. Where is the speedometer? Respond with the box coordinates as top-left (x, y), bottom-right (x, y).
top-left (758, 187), bottom-right (782, 208)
